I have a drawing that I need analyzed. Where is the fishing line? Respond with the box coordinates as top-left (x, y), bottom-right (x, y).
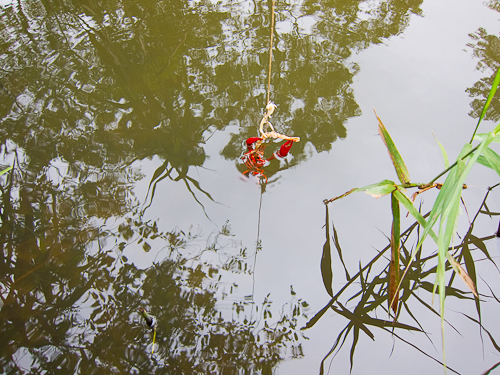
top-left (249, 0), bottom-right (276, 324)
top-left (266, 0), bottom-right (276, 105)
top-left (250, 185), bottom-right (264, 321)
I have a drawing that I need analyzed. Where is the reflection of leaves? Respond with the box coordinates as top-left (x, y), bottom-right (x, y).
top-left (0, 212), bottom-right (309, 373)
top-left (309, 185), bottom-right (500, 373)
top-left (321, 205), bottom-right (333, 297)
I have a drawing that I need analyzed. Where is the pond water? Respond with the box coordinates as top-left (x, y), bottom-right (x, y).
top-left (2, 0), bottom-right (500, 374)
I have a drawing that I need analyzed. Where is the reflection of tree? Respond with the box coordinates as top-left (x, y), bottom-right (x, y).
top-left (305, 186), bottom-right (500, 373)
top-left (0, 0), bottom-right (425, 203)
top-left (0, 209), bottom-right (308, 373)
top-left (467, 2), bottom-right (500, 121)
top-left (218, 0), bottom-right (423, 175)
top-left (0, 0), bottom-right (424, 371)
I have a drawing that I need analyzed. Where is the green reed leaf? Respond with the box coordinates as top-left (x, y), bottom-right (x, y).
top-left (389, 192), bottom-right (400, 315)
top-left (374, 110), bottom-right (410, 185)
top-left (473, 132), bottom-right (500, 142)
top-left (324, 180), bottom-right (396, 204)
top-left (433, 133), bottom-right (450, 169)
top-left (471, 66), bottom-right (500, 141)
top-left (393, 189), bottom-right (438, 242)
top-left (0, 165), bottom-right (12, 176)
top-left (364, 180), bottom-right (397, 198)
top-left (479, 147), bottom-right (500, 177)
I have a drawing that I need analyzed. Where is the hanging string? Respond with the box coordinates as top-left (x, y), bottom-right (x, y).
top-left (259, 0), bottom-right (300, 144)
top-left (266, 0), bottom-right (276, 105)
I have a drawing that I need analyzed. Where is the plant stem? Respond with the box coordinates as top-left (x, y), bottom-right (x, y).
top-left (427, 144), bottom-right (480, 186)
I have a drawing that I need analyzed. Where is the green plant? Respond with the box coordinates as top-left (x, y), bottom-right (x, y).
top-left (315, 67), bottom-right (500, 372)
top-left (0, 165), bottom-right (12, 177)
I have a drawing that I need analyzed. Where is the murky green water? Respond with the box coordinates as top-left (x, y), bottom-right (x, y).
top-left (2, 0), bottom-right (500, 373)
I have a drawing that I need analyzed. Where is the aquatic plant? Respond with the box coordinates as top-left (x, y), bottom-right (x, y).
top-left (308, 67), bottom-right (500, 373)
top-left (0, 166), bottom-right (12, 177)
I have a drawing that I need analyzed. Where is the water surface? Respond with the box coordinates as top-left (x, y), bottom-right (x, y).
top-left (1, 0), bottom-right (500, 374)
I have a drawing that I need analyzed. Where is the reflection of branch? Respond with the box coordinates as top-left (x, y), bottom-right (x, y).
top-left (381, 327), bottom-right (460, 375)
top-left (141, 160), bottom-right (173, 213)
top-left (141, 160), bottom-right (218, 222)
top-left (157, 32), bottom-right (187, 77)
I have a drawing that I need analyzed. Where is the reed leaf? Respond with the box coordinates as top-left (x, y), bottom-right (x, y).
top-left (471, 66), bottom-right (500, 141)
top-left (324, 180), bottom-right (396, 203)
top-left (478, 147), bottom-right (500, 177)
top-left (433, 133), bottom-right (450, 169)
top-left (374, 110), bottom-right (410, 185)
top-left (364, 180), bottom-right (397, 198)
top-left (446, 253), bottom-right (478, 298)
top-left (0, 165), bottom-right (12, 176)
top-left (389, 192), bottom-right (401, 315)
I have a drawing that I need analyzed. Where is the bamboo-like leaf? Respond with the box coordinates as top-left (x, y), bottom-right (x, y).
top-left (418, 281), bottom-right (474, 300)
top-left (477, 155), bottom-right (492, 169)
top-left (473, 132), bottom-right (500, 142)
top-left (321, 205), bottom-right (334, 297)
top-left (324, 180), bottom-right (396, 204)
top-left (393, 189), bottom-right (438, 242)
top-left (481, 67), bottom-right (500, 119)
top-left (358, 314), bottom-right (421, 331)
top-left (446, 253), bottom-right (478, 298)
top-left (433, 133), bottom-right (450, 169)
top-left (374, 110), bottom-right (410, 185)
top-left (389, 192), bottom-right (400, 315)
top-left (430, 136), bottom-right (494, 312)
top-left (460, 239), bottom-right (481, 318)
top-left (409, 134), bottom-right (493, 256)
top-left (365, 180), bottom-right (397, 198)
top-left (471, 66), bottom-right (500, 140)
top-left (480, 147), bottom-right (500, 177)
top-left (0, 165), bottom-right (12, 176)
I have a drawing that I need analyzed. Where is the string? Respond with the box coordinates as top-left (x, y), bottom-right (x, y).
top-left (250, 186), bottom-right (264, 324)
top-left (266, 0), bottom-right (276, 105)
top-left (250, 1), bottom-right (274, 321)
top-left (259, 0), bottom-right (300, 143)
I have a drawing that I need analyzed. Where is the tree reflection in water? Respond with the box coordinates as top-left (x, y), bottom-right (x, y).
top-left (0, 196), bottom-right (309, 373)
top-left (0, 0), bottom-right (435, 373)
top-left (467, 0), bottom-right (500, 122)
